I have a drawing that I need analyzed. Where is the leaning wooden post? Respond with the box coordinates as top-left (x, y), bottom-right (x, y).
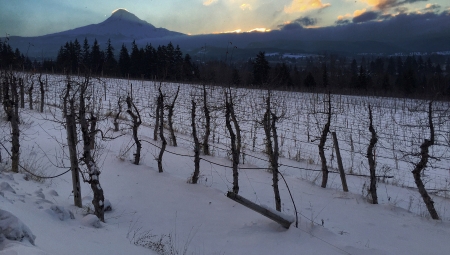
top-left (332, 132), bottom-right (348, 192)
top-left (227, 192), bottom-right (293, 229)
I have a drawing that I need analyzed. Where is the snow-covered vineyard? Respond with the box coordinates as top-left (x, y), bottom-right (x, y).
top-left (2, 72), bottom-right (450, 255)
top-left (38, 73), bottom-right (450, 195)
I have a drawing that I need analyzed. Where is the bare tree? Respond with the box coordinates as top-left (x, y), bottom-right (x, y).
top-left (8, 74), bottom-right (20, 173)
top-left (262, 91), bottom-right (282, 211)
top-left (411, 101), bottom-right (439, 220)
top-left (153, 83), bottom-right (161, 141)
top-left (19, 77), bottom-right (24, 109)
top-left (126, 95), bottom-right (142, 165)
top-left (113, 97), bottom-right (123, 132)
top-left (78, 75), bottom-right (105, 221)
top-left (202, 85), bottom-right (211, 155)
top-left (27, 77), bottom-right (34, 110)
top-left (157, 87), bottom-right (166, 173)
top-left (166, 86), bottom-right (179, 146)
top-left (190, 100), bottom-right (201, 184)
top-left (367, 105), bottom-right (378, 204)
top-left (38, 72), bottom-right (45, 112)
top-left (225, 89), bottom-right (241, 194)
top-left (318, 93), bottom-right (331, 188)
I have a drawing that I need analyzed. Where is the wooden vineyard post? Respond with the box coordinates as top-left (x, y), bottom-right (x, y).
top-left (226, 192), bottom-right (293, 229)
top-left (332, 132), bottom-right (348, 192)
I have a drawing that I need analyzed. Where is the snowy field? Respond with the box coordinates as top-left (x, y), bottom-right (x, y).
top-left (1, 73), bottom-right (450, 254)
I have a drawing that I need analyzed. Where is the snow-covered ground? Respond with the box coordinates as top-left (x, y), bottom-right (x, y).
top-left (1, 75), bottom-right (450, 254)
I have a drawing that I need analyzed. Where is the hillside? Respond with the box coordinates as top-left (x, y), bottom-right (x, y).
top-left (1, 74), bottom-right (450, 254)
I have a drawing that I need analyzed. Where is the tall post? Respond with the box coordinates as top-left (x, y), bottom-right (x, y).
top-left (67, 111), bottom-right (82, 207)
top-left (332, 132), bottom-right (348, 192)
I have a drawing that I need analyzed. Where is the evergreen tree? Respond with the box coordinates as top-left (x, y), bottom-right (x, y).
top-left (322, 63), bottom-right (328, 87)
top-left (104, 39), bottom-right (117, 76)
top-left (182, 54), bottom-right (194, 81)
top-left (231, 68), bottom-right (240, 86)
top-left (253, 51), bottom-right (270, 85)
top-left (304, 72), bottom-right (316, 88)
top-left (381, 73), bottom-right (391, 92)
top-left (386, 57), bottom-right (396, 75)
top-left (173, 45), bottom-right (183, 80)
top-left (129, 40), bottom-right (141, 77)
top-left (156, 45), bottom-right (168, 79)
top-left (144, 44), bottom-right (156, 79)
top-left (358, 65), bottom-right (367, 90)
top-left (81, 38), bottom-right (90, 72)
top-left (396, 57), bottom-right (403, 75)
top-left (90, 39), bottom-right (104, 74)
top-left (72, 39), bottom-right (81, 73)
top-left (118, 44), bottom-right (130, 77)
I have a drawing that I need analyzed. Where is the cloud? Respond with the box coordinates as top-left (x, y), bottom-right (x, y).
top-left (353, 11), bottom-right (380, 23)
top-left (240, 4), bottom-right (252, 10)
top-left (424, 4), bottom-right (440, 10)
top-left (337, 13), bottom-right (352, 20)
top-left (279, 22), bottom-right (304, 30)
top-left (294, 16), bottom-right (318, 26)
top-left (353, 9), bottom-right (367, 17)
top-left (363, 0), bottom-right (428, 11)
top-left (203, 0), bottom-right (218, 6)
top-left (278, 16), bottom-right (318, 30)
top-left (284, 0), bottom-right (331, 14)
top-left (335, 19), bottom-right (351, 25)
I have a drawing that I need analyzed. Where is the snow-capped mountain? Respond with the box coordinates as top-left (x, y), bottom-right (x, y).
top-left (50, 8), bottom-right (184, 39)
top-left (6, 9), bottom-right (185, 58)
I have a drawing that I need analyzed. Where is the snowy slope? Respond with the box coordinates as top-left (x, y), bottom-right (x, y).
top-left (1, 76), bottom-right (450, 254)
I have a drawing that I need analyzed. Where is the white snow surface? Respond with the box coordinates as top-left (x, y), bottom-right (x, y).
top-left (1, 78), bottom-right (450, 254)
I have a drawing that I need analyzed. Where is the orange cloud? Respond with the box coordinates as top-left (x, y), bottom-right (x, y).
top-left (362, 0), bottom-right (380, 6)
top-left (203, 0), bottom-right (218, 6)
top-left (284, 0), bottom-right (331, 13)
top-left (240, 4), bottom-right (252, 10)
top-left (353, 8), bottom-right (367, 17)
top-left (337, 13), bottom-right (352, 20)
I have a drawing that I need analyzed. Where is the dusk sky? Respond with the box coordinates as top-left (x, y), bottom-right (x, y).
top-left (1, 0), bottom-right (449, 37)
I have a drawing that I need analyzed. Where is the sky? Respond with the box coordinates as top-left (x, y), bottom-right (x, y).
top-left (0, 0), bottom-right (449, 37)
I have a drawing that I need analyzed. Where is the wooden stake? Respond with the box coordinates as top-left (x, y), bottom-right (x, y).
top-left (332, 132), bottom-right (348, 192)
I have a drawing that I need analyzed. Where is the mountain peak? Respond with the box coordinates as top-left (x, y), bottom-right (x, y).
top-left (42, 8), bottom-right (183, 41)
top-left (110, 9), bottom-right (140, 22)
top-left (105, 9), bottom-right (155, 28)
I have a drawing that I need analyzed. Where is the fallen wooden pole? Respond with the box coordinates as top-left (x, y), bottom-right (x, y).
top-left (226, 191), bottom-right (293, 229)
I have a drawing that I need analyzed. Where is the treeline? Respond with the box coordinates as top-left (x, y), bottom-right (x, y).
top-left (0, 38), bottom-right (33, 70)
top-left (47, 38), bottom-right (199, 81)
top-left (212, 52), bottom-right (450, 98)
top-left (1, 37), bottom-right (449, 98)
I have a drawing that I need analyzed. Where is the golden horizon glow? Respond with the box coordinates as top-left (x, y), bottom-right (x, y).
top-left (214, 27), bottom-right (271, 34)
